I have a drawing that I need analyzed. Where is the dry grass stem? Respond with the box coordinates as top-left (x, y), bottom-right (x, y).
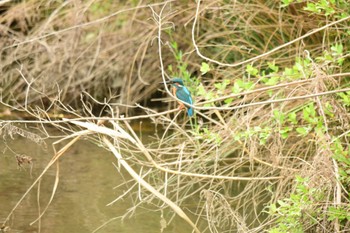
top-left (1, 0), bottom-right (350, 232)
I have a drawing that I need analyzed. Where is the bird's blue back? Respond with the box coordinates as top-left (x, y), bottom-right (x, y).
top-left (174, 85), bottom-right (194, 116)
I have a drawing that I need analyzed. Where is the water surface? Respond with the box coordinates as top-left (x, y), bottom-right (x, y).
top-left (0, 131), bottom-right (192, 233)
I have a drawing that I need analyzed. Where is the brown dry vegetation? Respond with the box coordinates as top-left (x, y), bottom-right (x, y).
top-left (0, 0), bottom-right (194, 113)
top-left (1, 0), bottom-right (350, 233)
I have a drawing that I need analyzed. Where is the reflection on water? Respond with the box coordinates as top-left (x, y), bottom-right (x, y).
top-left (0, 133), bottom-right (192, 233)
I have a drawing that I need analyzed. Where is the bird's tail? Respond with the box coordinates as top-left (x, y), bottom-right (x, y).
top-left (187, 107), bottom-right (194, 117)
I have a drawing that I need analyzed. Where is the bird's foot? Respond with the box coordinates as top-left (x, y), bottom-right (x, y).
top-left (178, 103), bottom-right (185, 110)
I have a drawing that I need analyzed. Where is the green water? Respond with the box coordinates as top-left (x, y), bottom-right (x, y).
top-left (0, 133), bottom-right (192, 233)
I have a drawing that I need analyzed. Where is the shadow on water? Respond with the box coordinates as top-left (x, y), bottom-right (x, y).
top-left (0, 129), bottom-right (192, 233)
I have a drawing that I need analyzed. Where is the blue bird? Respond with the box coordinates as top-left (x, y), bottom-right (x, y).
top-left (166, 78), bottom-right (194, 117)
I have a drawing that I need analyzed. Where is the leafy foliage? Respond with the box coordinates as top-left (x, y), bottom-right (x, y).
top-left (268, 176), bottom-right (319, 233)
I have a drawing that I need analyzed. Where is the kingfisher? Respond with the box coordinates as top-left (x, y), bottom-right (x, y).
top-left (166, 78), bottom-right (194, 117)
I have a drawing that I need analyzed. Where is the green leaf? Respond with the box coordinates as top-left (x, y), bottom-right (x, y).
top-left (200, 62), bottom-right (210, 75)
top-left (296, 127), bottom-right (310, 136)
top-left (270, 203), bottom-right (277, 213)
top-left (283, 67), bottom-right (294, 76)
top-left (234, 134), bottom-right (241, 141)
top-left (324, 102), bottom-right (334, 117)
top-left (288, 112), bottom-right (297, 124)
top-left (224, 98), bottom-right (233, 104)
top-left (337, 58), bottom-right (345, 66)
top-left (171, 41), bottom-right (178, 50)
top-left (205, 91), bottom-right (215, 100)
top-left (280, 127), bottom-right (291, 139)
top-left (302, 103), bottom-right (317, 124)
top-left (175, 50), bottom-right (183, 61)
top-left (254, 126), bottom-right (262, 131)
top-left (281, 0), bottom-right (294, 7)
top-left (246, 64), bottom-right (258, 76)
top-left (294, 61), bottom-right (303, 71)
top-left (331, 44), bottom-right (343, 56)
top-left (302, 108), bottom-right (310, 120)
top-left (338, 92), bottom-right (350, 106)
top-left (273, 109), bottom-right (285, 124)
top-left (244, 81), bottom-right (255, 90)
top-left (277, 200), bottom-right (287, 207)
top-left (236, 79), bottom-right (255, 90)
top-left (267, 61), bottom-right (279, 72)
top-left (265, 76), bottom-right (280, 86)
top-left (223, 79), bottom-right (230, 85)
top-left (232, 82), bottom-right (242, 94)
top-left (295, 175), bottom-right (306, 183)
top-left (214, 79), bottom-right (230, 91)
top-left (304, 3), bottom-right (318, 13)
top-left (214, 83), bottom-right (222, 90)
top-left (197, 84), bottom-right (207, 96)
top-left (267, 90), bottom-right (273, 97)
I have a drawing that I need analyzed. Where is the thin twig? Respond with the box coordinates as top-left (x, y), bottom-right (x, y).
top-left (192, 0), bottom-right (350, 67)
